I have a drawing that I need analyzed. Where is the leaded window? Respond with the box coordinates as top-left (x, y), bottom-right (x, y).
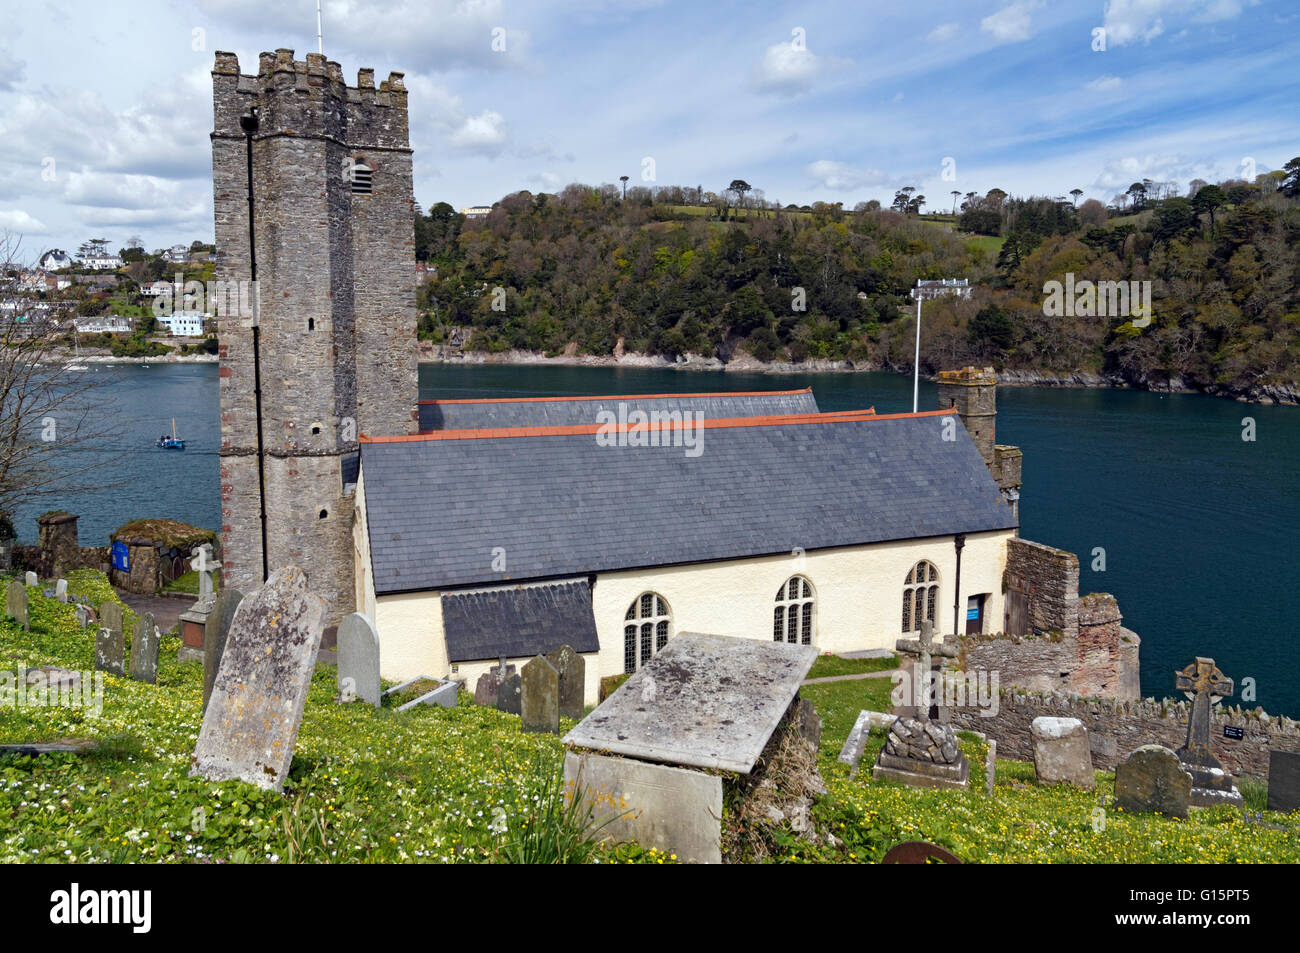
top-left (773, 575), bottom-right (815, 645)
top-left (624, 592), bottom-right (671, 673)
top-left (902, 560), bottom-right (940, 633)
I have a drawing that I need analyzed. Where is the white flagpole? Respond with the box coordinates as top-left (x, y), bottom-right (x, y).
top-left (912, 290), bottom-right (921, 413)
top-left (317, 0), bottom-right (324, 54)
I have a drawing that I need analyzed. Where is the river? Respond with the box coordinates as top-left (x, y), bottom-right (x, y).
top-left (13, 362), bottom-right (1298, 716)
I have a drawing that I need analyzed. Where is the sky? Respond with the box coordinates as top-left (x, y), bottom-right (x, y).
top-left (0, 0), bottom-right (1297, 258)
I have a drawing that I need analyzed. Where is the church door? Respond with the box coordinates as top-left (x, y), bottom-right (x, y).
top-left (965, 594), bottom-right (986, 635)
top-left (1004, 572), bottom-right (1027, 636)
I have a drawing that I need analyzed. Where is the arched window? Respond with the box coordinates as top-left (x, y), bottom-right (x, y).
top-left (773, 575), bottom-right (815, 645)
top-left (902, 560), bottom-right (940, 633)
top-left (624, 592), bottom-right (671, 674)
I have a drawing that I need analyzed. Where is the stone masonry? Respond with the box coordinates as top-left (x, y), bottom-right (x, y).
top-left (212, 50), bottom-right (418, 630)
top-left (936, 366), bottom-right (1021, 515)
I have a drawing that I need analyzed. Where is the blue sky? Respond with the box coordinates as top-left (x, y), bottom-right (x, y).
top-left (1, 0), bottom-right (1297, 257)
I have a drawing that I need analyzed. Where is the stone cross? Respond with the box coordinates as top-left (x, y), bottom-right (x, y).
top-left (1175, 656), bottom-right (1233, 767)
top-left (895, 620), bottom-right (958, 721)
top-left (190, 544), bottom-right (221, 604)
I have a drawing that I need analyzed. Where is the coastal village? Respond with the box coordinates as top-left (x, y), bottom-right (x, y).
top-left (0, 43), bottom-right (1297, 868)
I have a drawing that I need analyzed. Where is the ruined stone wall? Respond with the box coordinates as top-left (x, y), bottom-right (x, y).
top-left (951, 690), bottom-right (1300, 781)
top-left (1006, 536), bottom-right (1078, 640)
top-left (213, 49), bottom-right (416, 628)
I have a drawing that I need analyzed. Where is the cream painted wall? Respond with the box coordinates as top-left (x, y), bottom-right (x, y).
top-left (368, 528), bottom-right (1012, 707)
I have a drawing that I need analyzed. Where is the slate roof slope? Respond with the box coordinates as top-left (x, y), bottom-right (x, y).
top-left (360, 409), bottom-right (1017, 595)
top-left (441, 579), bottom-right (599, 662)
top-left (419, 388), bottom-right (819, 431)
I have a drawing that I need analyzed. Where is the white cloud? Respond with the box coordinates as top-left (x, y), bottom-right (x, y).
top-left (755, 40), bottom-right (842, 96)
top-left (981, 0), bottom-right (1042, 45)
top-left (1102, 0), bottom-right (1256, 47)
top-left (1091, 153), bottom-right (1226, 191)
top-left (0, 209), bottom-right (48, 234)
top-left (1086, 75), bottom-right (1124, 92)
top-left (447, 110), bottom-right (508, 155)
top-left (927, 23), bottom-right (960, 43)
top-left (528, 171), bottom-right (563, 189)
top-left (805, 160), bottom-right (890, 191)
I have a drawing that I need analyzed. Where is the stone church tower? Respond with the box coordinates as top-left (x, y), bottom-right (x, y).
top-left (211, 49), bottom-right (418, 630)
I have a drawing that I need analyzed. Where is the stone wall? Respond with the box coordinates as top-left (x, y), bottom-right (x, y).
top-left (37, 513), bottom-right (81, 578)
top-left (1006, 537), bottom-right (1078, 640)
top-left (951, 690), bottom-right (1300, 781)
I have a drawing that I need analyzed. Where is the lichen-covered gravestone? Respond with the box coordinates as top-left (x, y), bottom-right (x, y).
top-left (546, 644), bottom-right (585, 720)
top-left (337, 612), bottom-right (381, 707)
top-left (1031, 716), bottom-right (1095, 790)
top-left (1115, 744), bottom-right (1192, 819)
top-left (496, 673), bottom-right (522, 715)
top-left (474, 657), bottom-right (516, 707)
top-left (129, 612), bottom-right (159, 684)
top-left (5, 579), bottom-right (28, 631)
top-left (100, 601), bottom-right (125, 640)
top-left (189, 566), bottom-right (324, 793)
top-left (202, 588), bottom-right (243, 713)
top-left (521, 654), bottom-right (560, 733)
top-left (95, 626), bottom-right (125, 676)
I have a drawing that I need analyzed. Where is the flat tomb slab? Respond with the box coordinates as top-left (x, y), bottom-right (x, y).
top-left (563, 632), bottom-right (817, 774)
top-left (564, 751), bottom-right (723, 864)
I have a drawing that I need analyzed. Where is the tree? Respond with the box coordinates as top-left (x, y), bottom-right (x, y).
top-left (892, 187), bottom-right (916, 214)
top-left (1126, 182), bottom-right (1148, 211)
top-left (726, 179), bottom-right (752, 209)
top-left (1151, 197), bottom-right (1197, 245)
top-left (1069, 188), bottom-right (1083, 208)
top-left (1191, 184), bottom-right (1225, 235)
top-left (968, 303), bottom-right (1015, 354)
top-left (619, 175), bottom-right (629, 200)
top-left (1281, 156), bottom-right (1300, 198)
top-left (985, 188), bottom-right (1008, 211)
top-left (950, 190), bottom-right (961, 215)
top-left (0, 232), bottom-right (123, 529)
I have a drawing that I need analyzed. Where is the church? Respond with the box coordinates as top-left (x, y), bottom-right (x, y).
top-left (212, 50), bottom-right (1125, 710)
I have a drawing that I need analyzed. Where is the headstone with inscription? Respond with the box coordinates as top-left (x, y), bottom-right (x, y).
top-left (5, 579), bottom-right (28, 631)
top-left (129, 612), bottom-right (159, 684)
top-left (1031, 716), bottom-right (1095, 790)
top-left (189, 567), bottom-right (324, 793)
top-left (1174, 657), bottom-right (1243, 808)
top-left (55, 579), bottom-right (68, 602)
top-left (337, 612), bottom-right (381, 707)
top-left (24, 571), bottom-right (37, 587)
top-left (496, 673), bottom-right (522, 715)
top-left (546, 644), bottom-right (585, 720)
top-left (100, 601), bottom-right (125, 640)
top-left (202, 588), bottom-right (243, 713)
top-left (95, 626), bottom-right (125, 676)
top-left (521, 654), bottom-right (560, 733)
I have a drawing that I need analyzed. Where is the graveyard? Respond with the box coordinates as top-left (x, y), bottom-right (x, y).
top-left (1, 568), bottom-right (1298, 864)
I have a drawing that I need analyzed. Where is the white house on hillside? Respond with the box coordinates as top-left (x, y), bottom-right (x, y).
top-left (156, 311), bottom-right (205, 336)
top-left (912, 278), bottom-right (972, 301)
top-left (39, 249), bottom-right (75, 270)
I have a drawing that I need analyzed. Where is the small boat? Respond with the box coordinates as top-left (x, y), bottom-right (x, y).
top-left (65, 328), bottom-right (88, 372)
top-left (156, 417), bottom-right (185, 450)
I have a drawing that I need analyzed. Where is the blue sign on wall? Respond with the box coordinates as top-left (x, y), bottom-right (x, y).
top-left (966, 607), bottom-right (979, 620)
top-left (110, 541), bottom-right (129, 572)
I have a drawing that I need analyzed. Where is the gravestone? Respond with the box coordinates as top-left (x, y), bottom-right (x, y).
top-left (5, 579), bottom-right (28, 631)
top-left (202, 588), bottom-right (243, 713)
top-left (474, 656), bottom-right (516, 707)
top-left (55, 579), bottom-right (67, 602)
top-left (1172, 657), bottom-right (1243, 807)
top-left (190, 566), bottom-right (324, 792)
top-left (129, 612), bottom-right (159, 684)
top-left (985, 739), bottom-right (996, 796)
top-left (100, 601), bottom-right (125, 639)
top-left (95, 626), bottom-right (125, 676)
top-left (1114, 744), bottom-right (1192, 819)
top-left (1266, 750), bottom-right (1300, 814)
top-left (496, 673), bottom-right (522, 715)
top-left (24, 571), bottom-right (37, 587)
top-left (337, 612), bottom-right (381, 707)
top-left (546, 644), bottom-right (585, 720)
top-left (521, 654), bottom-right (560, 733)
top-left (564, 633), bottom-right (818, 863)
top-left (190, 543), bottom-right (221, 604)
top-left (837, 710), bottom-right (896, 776)
top-left (74, 604), bottom-right (92, 628)
top-left (873, 621), bottom-right (969, 790)
top-left (1031, 716), bottom-right (1095, 789)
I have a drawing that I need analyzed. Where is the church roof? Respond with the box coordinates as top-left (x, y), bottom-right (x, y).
top-left (359, 407), bottom-right (1017, 596)
top-left (440, 578), bottom-right (600, 663)
top-left (417, 387), bottom-right (818, 431)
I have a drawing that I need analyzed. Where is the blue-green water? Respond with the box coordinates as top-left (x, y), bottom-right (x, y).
top-left (17, 362), bottom-right (1299, 715)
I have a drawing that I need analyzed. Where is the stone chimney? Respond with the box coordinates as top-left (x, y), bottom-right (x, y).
top-left (937, 366), bottom-right (1022, 520)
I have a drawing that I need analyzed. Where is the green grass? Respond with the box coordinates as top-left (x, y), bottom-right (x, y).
top-left (965, 234), bottom-right (1006, 255)
top-left (3, 572), bottom-right (1297, 864)
top-left (805, 653), bottom-right (898, 680)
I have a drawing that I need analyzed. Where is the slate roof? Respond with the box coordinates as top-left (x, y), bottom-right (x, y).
top-left (418, 388), bottom-right (819, 432)
top-left (359, 408), bottom-right (1018, 595)
top-left (441, 579), bottom-right (600, 662)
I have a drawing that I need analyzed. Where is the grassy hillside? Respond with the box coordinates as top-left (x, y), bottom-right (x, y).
top-left (3, 572), bottom-right (1297, 863)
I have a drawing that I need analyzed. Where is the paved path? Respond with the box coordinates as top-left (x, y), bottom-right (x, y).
top-left (116, 592), bottom-right (189, 632)
top-left (801, 670), bottom-right (896, 686)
